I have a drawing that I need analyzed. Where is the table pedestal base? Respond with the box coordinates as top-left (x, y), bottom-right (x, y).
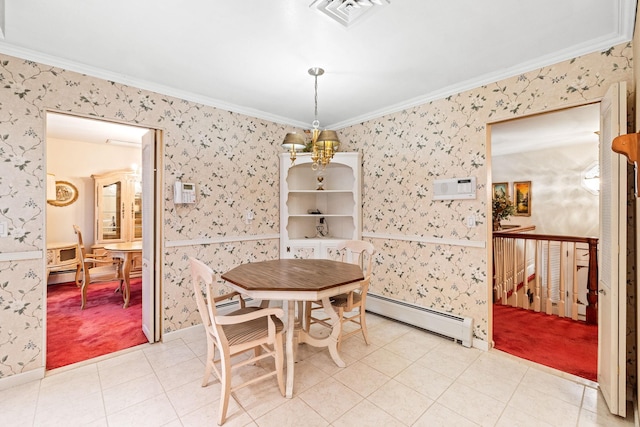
top-left (284, 297), bottom-right (344, 398)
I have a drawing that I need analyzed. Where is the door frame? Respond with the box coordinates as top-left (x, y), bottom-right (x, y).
top-left (486, 101), bottom-right (601, 356)
top-left (44, 111), bottom-right (162, 367)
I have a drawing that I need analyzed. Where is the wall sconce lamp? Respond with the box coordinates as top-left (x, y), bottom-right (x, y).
top-left (581, 162), bottom-right (599, 195)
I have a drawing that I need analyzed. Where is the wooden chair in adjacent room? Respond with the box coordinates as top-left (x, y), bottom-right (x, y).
top-left (189, 257), bottom-right (285, 425)
top-left (73, 225), bottom-right (123, 309)
top-left (305, 240), bottom-right (376, 349)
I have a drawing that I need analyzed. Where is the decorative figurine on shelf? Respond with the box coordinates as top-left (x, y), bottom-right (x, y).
top-left (316, 170), bottom-right (325, 191)
top-left (492, 194), bottom-right (515, 231)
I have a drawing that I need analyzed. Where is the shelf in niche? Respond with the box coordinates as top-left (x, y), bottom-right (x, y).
top-left (280, 152), bottom-right (361, 259)
top-left (288, 233), bottom-right (354, 240)
top-left (286, 215), bottom-right (355, 241)
top-left (287, 190), bottom-right (355, 216)
top-left (288, 190), bottom-right (353, 193)
top-left (288, 214), bottom-right (354, 217)
top-left (291, 236), bottom-right (347, 241)
top-left (287, 161), bottom-right (355, 192)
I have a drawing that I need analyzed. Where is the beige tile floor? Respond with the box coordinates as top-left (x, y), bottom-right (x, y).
top-left (0, 312), bottom-right (634, 426)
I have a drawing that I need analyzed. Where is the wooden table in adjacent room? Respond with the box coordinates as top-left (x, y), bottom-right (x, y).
top-left (103, 241), bottom-right (142, 308)
top-left (221, 258), bottom-right (364, 398)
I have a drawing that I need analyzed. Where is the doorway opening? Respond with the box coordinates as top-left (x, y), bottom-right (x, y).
top-left (488, 103), bottom-right (600, 381)
top-left (45, 112), bottom-right (159, 370)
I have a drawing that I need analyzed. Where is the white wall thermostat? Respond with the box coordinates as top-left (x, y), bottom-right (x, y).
top-left (433, 177), bottom-right (476, 200)
top-left (174, 181), bottom-right (196, 204)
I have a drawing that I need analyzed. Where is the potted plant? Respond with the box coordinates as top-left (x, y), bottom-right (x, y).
top-left (492, 194), bottom-right (515, 231)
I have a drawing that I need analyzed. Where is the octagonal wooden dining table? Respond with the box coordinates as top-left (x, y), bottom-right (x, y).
top-left (221, 258), bottom-right (364, 398)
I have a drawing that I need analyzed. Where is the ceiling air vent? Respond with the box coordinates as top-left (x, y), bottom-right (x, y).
top-left (310, 0), bottom-right (390, 28)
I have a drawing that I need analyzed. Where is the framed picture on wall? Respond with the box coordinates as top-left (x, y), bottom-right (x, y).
top-left (47, 181), bottom-right (79, 207)
top-left (492, 182), bottom-right (509, 199)
top-left (513, 181), bottom-right (531, 216)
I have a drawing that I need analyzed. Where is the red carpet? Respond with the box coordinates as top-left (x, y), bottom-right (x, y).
top-left (47, 278), bottom-right (147, 369)
top-left (493, 304), bottom-right (597, 381)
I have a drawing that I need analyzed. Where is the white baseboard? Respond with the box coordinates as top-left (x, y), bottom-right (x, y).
top-left (163, 324), bottom-right (204, 342)
top-left (472, 338), bottom-right (490, 351)
top-left (0, 368), bottom-right (45, 391)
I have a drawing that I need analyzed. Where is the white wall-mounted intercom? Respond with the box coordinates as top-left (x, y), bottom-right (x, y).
top-left (433, 177), bottom-right (476, 200)
top-left (174, 181), bottom-right (196, 204)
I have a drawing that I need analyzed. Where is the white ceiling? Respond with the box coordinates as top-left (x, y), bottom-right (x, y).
top-left (0, 0), bottom-right (635, 132)
top-left (46, 112), bottom-right (150, 146)
top-left (491, 103), bottom-right (600, 156)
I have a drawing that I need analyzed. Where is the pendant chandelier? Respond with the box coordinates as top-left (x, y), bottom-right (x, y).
top-left (282, 67), bottom-right (340, 170)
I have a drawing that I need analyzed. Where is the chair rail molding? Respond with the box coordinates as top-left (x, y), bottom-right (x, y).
top-left (165, 234), bottom-right (280, 248)
top-left (362, 232), bottom-right (486, 249)
top-left (0, 250), bottom-right (43, 262)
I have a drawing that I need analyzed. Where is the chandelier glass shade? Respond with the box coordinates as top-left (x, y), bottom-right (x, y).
top-left (282, 67), bottom-right (340, 170)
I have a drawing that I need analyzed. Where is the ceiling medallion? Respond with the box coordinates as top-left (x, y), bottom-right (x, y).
top-left (310, 0), bottom-right (390, 28)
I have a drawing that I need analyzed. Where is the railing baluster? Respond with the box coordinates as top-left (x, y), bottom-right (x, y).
top-left (545, 240), bottom-right (552, 315)
top-left (494, 237), bottom-right (501, 303)
top-left (586, 237), bottom-right (598, 324)
top-left (534, 240), bottom-right (541, 312)
top-left (511, 239), bottom-right (520, 307)
top-left (558, 241), bottom-right (565, 318)
top-left (497, 238), bottom-right (504, 303)
top-left (492, 231), bottom-right (598, 325)
top-left (502, 238), bottom-right (509, 304)
top-left (522, 239), bottom-right (530, 310)
top-left (572, 242), bottom-right (579, 320)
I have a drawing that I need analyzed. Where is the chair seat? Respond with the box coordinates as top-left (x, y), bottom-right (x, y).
top-left (331, 292), bottom-right (362, 308)
top-left (223, 307), bottom-right (285, 346)
top-left (88, 264), bottom-right (122, 280)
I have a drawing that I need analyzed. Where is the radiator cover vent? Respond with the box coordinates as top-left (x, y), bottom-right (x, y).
top-left (366, 293), bottom-right (473, 347)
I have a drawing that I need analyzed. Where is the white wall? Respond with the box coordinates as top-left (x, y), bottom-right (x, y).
top-left (492, 141), bottom-right (598, 237)
top-left (46, 138), bottom-right (141, 247)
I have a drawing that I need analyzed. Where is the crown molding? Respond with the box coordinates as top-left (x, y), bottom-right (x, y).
top-left (330, 30), bottom-right (634, 129)
top-left (0, 0), bottom-right (634, 134)
top-left (0, 43), bottom-right (307, 129)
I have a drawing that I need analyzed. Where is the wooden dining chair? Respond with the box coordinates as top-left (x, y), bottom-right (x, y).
top-left (305, 240), bottom-right (376, 349)
top-left (189, 257), bottom-right (285, 425)
top-left (73, 225), bottom-right (123, 309)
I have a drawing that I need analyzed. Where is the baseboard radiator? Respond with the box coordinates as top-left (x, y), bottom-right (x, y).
top-left (366, 293), bottom-right (473, 348)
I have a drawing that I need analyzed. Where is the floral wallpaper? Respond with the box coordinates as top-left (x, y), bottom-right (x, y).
top-left (0, 259), bottom-right (42, 376)
top-left (0, 42), bottom-right (634, 380)
top-left (0, 57), bottom-right (284, 378)
top-left (340, 43), bottom-right (634, 341)
top-left (163, 240), bottom-right (280, 333)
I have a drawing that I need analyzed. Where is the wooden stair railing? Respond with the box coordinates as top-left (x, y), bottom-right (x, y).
top-left (493, 232), bottom-right (598, 325)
